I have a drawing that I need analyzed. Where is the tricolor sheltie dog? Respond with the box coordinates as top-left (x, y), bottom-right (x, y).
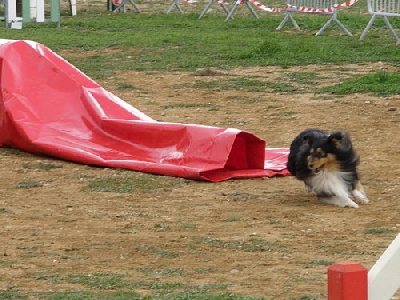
top-left (287, 129), bottom-right (369, 208)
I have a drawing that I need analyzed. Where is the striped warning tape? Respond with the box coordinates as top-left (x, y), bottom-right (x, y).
top-left (285, 0), bottom-right (358, 12)
top-left (249, 0), bottom-right (281, 12)
top-left (233, 0), bottom-right (281, 12)
top-left (334, 0), bottom-right (358, 8)
top-left (184, 0), bottom-right (228, 4)
top-left (285, 4), bottom-right (334, 13)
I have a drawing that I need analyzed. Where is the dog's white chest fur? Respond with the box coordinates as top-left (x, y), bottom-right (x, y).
top-left (304, 171), bottom-right (362, 208)
top-left (306, 171), bottom-right (351, 197)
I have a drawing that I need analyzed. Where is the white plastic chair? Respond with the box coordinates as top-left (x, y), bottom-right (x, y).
top-left (276, 0), bottom-right (357, 36)
top-left (360, 0), bottom-right (400, 45)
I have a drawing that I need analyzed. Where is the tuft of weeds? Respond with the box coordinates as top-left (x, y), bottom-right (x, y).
top-left (0, 289), bottom-right (27, 299)
top-left (201, 237), bottom-right (273, 252)
top-left (84, 173), bottom-right (183, 193)
top-left (161, 103), bottom-right (219, 111)
top-left (286, 72), bottom-right (319, 85)
top-left (364, 228), bottom-right (397, 234)
top-left (192, 77), bottom-right (295, 93)
top-left (0, 207), bottom-right (14, 214)
top-left (221, 191), bottom-right (260, 201)
top-left (308, 260), bottom-right (335, 266)
top-left (224, 216), bottom-right (241, 222)
top-left (14, 180), bottom-right (44, 189)
top-left (66, 273), bottom-right (131, 290)
top-left (22, 162), bottom-right (63, 171)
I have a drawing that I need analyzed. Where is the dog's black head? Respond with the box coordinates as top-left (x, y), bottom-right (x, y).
top-left (304, 131), bottom-right (356, 173)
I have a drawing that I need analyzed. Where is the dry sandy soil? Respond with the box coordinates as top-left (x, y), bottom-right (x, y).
top-left (1, 62), bottom-right (399, 299)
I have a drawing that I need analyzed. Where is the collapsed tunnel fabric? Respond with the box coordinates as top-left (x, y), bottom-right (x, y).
top-left (0, 39), bottom-right (290, 182)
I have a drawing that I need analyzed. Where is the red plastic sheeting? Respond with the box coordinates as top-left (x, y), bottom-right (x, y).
top-left (0, 39), bottom-right (290, 182)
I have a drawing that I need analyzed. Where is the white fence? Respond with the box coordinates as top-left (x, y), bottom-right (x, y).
top-left (360, 0), bottom-right (400, 44)
top-left (3, 0), bottom-right (60, 28)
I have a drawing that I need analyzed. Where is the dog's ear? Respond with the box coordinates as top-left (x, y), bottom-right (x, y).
top-left (329, 131), bottom-right (351, 150)
top-left (302, 134), bottom-right (313, 146)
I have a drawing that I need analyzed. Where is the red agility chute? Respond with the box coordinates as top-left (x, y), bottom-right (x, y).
top-left (0, 39), bottom-right (289, 182)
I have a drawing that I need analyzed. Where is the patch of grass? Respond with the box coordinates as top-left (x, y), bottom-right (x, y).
top-left (84, 173), bottom-right (182, 193)
top-left (0, 289), bottom-right (27, 299)
top-left (221, 191), bottom-right (260, 201)
top-left (224, 216), bottom-right (241, 222)
top-left (364, 228), bottom-right (397, 234)
top-left (14, 180), bottom-right (44, 189)
top-left (156, 268), bottom-right (188, 277)
top-left (193, 68), bottom-right (225, 76)
top-left (40, 291), bottom-right (267, 300)
top-left (192, 77), bottom-right (295, 93)
top-left (117, 83), bottom-right (137, 90)
top-left (224, 96), bottom-right (267, 104)
top-left (152, 249), bottom-right (180, 259)
top-left (308, 260), bottom-right (335, 266)
top-left (2, 11), bottom-right (398, 75)
top-left (202, 237), bottom-right (273, 252)
top-left (179, 223), bottom-right (197, 230)
top-left (35, 274), bottom-right (63, 283)
top-left (161, 103), bottom-right (219, 111)
top-left (66, 273), bottom-right (131, 290)
top-left (320, 71), bottom-right (400, 96)
top-left (0, 207), bottom-right (14, 214)
top-left (22, 162), bottom-right (63, 171)
top-left (299, 296), bottom-right (317, 300)
top-left (286, 72), bottom-right (319, 85)
top-left (44, 291), bottom-right (143, 299)
top-left (155, 292), bottom-right (267, 300)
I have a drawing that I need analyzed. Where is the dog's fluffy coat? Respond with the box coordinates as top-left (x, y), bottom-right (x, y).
top-left (287, 129), bottom-right (368, 208)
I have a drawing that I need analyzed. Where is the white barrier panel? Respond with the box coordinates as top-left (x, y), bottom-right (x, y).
top-left (360, 0), bottom-right (400, 44)
top-left (276, 0), bottom-right (357, 35)
top-left (368, 233), bottom-right (400, 300)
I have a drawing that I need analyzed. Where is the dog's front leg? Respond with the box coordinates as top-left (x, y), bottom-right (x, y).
top-left (318, 195), bottom-right (359, 208)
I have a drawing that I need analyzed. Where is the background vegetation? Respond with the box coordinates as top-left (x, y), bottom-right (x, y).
top-left (1, 0), bottom-right (399, 79)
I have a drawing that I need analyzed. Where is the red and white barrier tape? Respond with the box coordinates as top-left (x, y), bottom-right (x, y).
top-left (234, 0), bottom-right (281, 12)
top-left (285, 4), bottom-right (333, 13)
top-left (285, 0), bottom-right (358, 12)
top-left (249, 0), bottom-right (281, 12)
top-left (334, 0), bottom-right (358, 8)
top-left (184, 0), bottom-right (228, 4)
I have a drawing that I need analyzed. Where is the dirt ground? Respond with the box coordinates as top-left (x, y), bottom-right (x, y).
top-left (1, 62), bottom-right (399, 299)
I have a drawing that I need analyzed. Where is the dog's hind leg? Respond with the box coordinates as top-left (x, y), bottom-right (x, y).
top-left (318, 196), bottom-right (359, 208)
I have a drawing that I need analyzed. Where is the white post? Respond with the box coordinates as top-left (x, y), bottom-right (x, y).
top-left (368, 234), bottom-right (400, 300)
top-left (30, 0), bottom-right (37, 19)
top-left (70, 0), bottom-right (77, 16)
top-left (6, 0), bottom-right (17, 22)
top-left (36, 0), bottom-right (45, 22)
